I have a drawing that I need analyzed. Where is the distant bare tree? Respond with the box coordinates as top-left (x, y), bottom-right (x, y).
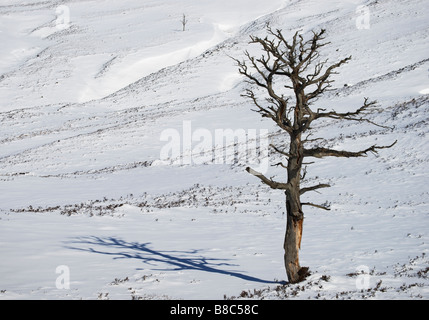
top-left (181, 14), bottom-right (188, 31)
top-left (234, 26), bottom-right (396, 283)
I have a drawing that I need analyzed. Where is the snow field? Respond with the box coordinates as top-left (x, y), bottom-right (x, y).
top-left (0, 0), bottom-right (428, 299)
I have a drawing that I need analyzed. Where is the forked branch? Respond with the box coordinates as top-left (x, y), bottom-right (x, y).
top-left (246, 167), bottom-right (290, 191)
top-left (315, 98), bottom-right (391, 128)
top-left (300, 183), bottom-right (331, 195)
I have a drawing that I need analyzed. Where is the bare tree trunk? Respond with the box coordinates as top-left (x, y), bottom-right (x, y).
top-left (284, 134), bottom-right (306, 283)
top-left (284, 208), bottom-right (303, 283)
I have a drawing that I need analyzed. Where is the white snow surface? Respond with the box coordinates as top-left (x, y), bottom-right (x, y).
top-left (0, 0), bottom-right (428, 300)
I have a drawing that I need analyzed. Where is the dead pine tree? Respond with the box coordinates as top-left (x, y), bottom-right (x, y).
top-left (181, 14), bottom-right (188, 31)
top-left (234, 27), bottom-right (396, 284)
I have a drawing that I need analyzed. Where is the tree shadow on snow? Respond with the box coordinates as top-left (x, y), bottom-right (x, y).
top-left (66, 236), bottom-right (276, 284)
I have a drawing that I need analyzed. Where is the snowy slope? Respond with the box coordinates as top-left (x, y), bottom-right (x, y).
top-left (0, 0), bottom-right (428, 300)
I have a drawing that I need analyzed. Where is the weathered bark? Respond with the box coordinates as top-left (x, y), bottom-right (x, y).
top-left (284, 210), bottom-right (304, 283)
top-left (283, 131), bottom-right (307, 282)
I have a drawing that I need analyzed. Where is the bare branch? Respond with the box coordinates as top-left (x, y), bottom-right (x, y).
top-left (242, 89), bottom-right (276, 120)
top-left (302, 132), bottom-right (324, 144)
top-left (270, 144), bottom-right (292, 158)
top-left (233, 51), bottom-right (293, 132)
top-left (314, 98), bottom-right (392, 129)
top-left (305, 56), bottom-right (352, 100)
top-left (304, 140), bottom-right (397, 159)
top-left (301, 202), bottom-right (331, 211)
top-left (300, 183), bottom-right (331, 195)
top-left (300, 166), bottom-right (308, 180)
top-left (246, 167), bottom-right (290, 190)
top-left (235, 56), bottom-right (268, 89)
top-left (272, 162), bottom-right (288, 169)
top-left (296, 29), bottom-right (329, 72)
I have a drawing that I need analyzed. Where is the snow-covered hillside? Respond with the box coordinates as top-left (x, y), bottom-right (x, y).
top-left (0, 0), bottom-right (428, 300)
